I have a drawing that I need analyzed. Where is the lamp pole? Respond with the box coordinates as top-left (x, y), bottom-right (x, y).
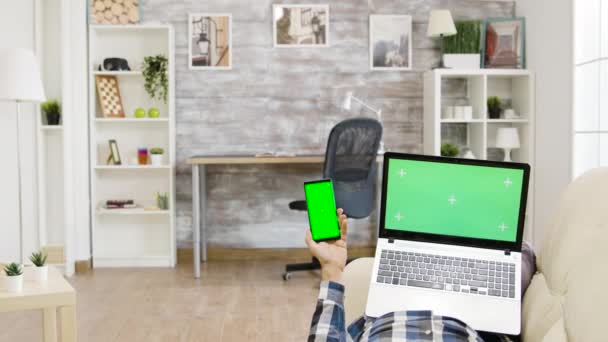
top-left (15, 101), bottom-right (24, 263)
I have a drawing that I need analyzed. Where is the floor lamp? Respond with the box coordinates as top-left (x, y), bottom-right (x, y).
top-left (0, 49), bottom-right (46, 263)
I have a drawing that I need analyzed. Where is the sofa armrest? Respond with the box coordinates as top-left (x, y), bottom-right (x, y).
top-left (342, 257), bottom-right (375, 324)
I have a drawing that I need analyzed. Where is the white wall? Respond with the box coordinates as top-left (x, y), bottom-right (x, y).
top-left (0, 0), bottom-right (40, 263)
top-left (517, 0), bottom-right (574, 248)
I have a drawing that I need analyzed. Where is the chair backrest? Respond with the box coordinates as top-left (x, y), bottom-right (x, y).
top-left (322, 118), bottom-right (383, 219)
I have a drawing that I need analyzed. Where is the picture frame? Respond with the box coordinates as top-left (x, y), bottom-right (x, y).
top-left (95, 75), bottom-right (125, 118)
top-left (107, 139), bottom-right (122, 165)
top-left (89, 0), bottom-right (141, 25)
top-left (273, 4), bottom-right (330, 48)
top-left (482, 17), bottom-right (526, 69)
top-left (369, 15), bottom-right (413, 71)
top-left (188, 13), bottom-right (233, 70)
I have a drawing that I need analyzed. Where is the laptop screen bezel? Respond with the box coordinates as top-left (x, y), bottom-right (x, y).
top-left (378, 152), bottom-right (530, 252)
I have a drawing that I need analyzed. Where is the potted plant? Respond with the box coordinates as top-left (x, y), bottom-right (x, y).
top-left (442, 20), bottom-right (481, 69)
top-left (487, 96), bottom-right (502, 119)
top-left (441, 143), bottom-right (460, 157)
top-left (142, 55), bottom-right (168, 104)
top-left (29, 251), bottom-right (48, 283)
top-left (41, 99), bottom-right (61, 125)
top-left (150, 148), bottom-right (164, 166)
top-left (4, 262), bottom-right (23, 293)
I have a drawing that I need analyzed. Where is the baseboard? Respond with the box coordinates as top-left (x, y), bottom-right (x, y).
top-left (75, 258), bottom-right (92, 274)
top-left (177, 246), bottom-right (375, 264)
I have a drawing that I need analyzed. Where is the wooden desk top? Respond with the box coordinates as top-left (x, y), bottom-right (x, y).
top-left (187, 154), bottom-right (384, 165)
top-left (0, 266), bottom-right (76, 313)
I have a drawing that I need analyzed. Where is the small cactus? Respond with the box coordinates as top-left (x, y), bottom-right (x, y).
top-left (29, 251), bottom-right (47, 267)
top-left (4, 262), bottom-right (23, 276)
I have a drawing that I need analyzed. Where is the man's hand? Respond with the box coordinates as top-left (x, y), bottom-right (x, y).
top-left (305, 208), bottom-right (348, 283)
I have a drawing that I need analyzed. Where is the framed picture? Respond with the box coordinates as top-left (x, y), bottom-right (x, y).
top-left (273, 4), bottom-right (329, 48)
top-left (89, 0), bottom-right (141, 25)
top-left (188, 13), bottom-right (232, 70)
top-left (369, 15), bottom-right (412, 71)
top-left (95, 75), bottom-right (125, 118)
top-left (482, 17), bottom-right (526, 69)
top-left (107, 139), bottom-right (121, 165)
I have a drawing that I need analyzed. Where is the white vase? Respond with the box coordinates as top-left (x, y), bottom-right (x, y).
top-left (33, 265), bottom-right (48, 284)
top-left (150, 154), bottom-right (163, 166)
top-left (6, 274), bottom-right (23, 293)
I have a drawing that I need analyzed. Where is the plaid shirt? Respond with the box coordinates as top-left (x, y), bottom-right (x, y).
top-left (308, 281), bottom-right (487, 342)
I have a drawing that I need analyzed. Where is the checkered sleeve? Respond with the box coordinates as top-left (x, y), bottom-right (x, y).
top-left (308, 281), bottom-right (347, 342)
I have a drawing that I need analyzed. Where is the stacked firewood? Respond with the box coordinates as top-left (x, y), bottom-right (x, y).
top-left (90, 0), bottom-right (140, 25)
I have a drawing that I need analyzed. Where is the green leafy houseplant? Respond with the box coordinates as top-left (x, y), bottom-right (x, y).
top-left (443, 20), bottom-right (482, 54)
top-left (29, 251), bottom-right (47, 267)
top-left (487, 96), bottom-right (502, 119)
top-left (4, 262), bottom-right (23, 276)
top-left (441, 143), bottom-right (460, 157)
top-left (150, 148), bottom-right (164, 155)
top-left (41, 99), bottom-right (61, 125)
top-left (142, 55), bottom-right (168, 103)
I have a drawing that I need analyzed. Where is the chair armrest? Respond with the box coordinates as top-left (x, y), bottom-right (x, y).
top-left (342, 257), bottom-right (375, 324)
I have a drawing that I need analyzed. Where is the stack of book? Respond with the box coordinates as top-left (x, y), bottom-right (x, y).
top-left (105, 200), bottom-right (137, 210)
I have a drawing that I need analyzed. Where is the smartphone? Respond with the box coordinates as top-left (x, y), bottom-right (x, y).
top-left (304, 179), bottom-right (341, 242)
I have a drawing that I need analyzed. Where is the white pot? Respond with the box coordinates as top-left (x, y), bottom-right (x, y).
top-left (33, 265), bottom-right (48, 283)
top-left (443, 54), bottom-right (481, 69)
top-left (150, 154), bottom-right (163, 166)
top-left (6, 274), bottom-right (23, 293)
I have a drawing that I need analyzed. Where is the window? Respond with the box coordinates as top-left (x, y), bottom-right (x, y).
top-left (573, 0), bottom-right (608, 178)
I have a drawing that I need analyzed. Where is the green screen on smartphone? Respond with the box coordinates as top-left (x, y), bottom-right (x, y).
top-left (304, 179), bottom-right (341, 241)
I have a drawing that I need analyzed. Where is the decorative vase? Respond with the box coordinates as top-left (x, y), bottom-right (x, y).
top-left (46, 112), bottom-right (61, 125)
top-left (33, 265), bottom-right (48, 283)
top-left (150, 154), bottom-right (163, 166)
top-left (488, 107), bottom-right (501, 119)
top-left (6, 274), bottom-right (23, 293)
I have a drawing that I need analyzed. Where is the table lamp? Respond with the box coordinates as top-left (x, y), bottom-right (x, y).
top-left (496, 127), bottom-right (520, 162)
top-left (427, 9), bottom-right (457, 68)
top-left (342, 92), bottom-right (385, 154)
top-left (0, 48), bottom-right (46, 263)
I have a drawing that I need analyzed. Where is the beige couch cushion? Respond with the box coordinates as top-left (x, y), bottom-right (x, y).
top-left (522, 167), bottom-right (608, 341)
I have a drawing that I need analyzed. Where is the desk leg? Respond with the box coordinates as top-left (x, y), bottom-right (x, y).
top-left (200, 165), bottom-right (207, 263)
top-left (193, 164), bottom-right (201, 278)
top-left (43, 307), bottom-right (57, 342)
top-left (58, 305), bottom-right (76, 342)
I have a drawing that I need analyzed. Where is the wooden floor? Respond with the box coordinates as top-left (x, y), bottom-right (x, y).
top-left (0, 260), bottom-right (321, 342)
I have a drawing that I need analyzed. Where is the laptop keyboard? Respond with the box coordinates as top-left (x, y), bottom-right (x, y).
top-left (376, 249), bottom-right (517, 298)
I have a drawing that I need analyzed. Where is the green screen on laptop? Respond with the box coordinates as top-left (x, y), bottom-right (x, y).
top-left (384, 159), bottom-right (524, 242)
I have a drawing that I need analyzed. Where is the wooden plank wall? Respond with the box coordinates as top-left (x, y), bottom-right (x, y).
top-left (142, 0), bottom-right (515, 248)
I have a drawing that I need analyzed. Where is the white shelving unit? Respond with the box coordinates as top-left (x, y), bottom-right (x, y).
top-left (88, 25), bottom-right (176, 268)
top-left (423, 69), bottom-right (535, 242)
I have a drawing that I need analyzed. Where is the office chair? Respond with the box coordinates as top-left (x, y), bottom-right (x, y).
top-left (283, 118), bottom-right (383, 281)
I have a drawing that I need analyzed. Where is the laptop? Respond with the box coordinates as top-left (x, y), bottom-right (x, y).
top-left (366, 152), bottom-right (530, 335)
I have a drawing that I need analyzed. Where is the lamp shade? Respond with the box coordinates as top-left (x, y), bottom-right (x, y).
top-left (0, 48), bottom-right (46, 102)
top-left (427, 10), bottom-right (457, 37)
top-left (496, 127), bottom-right (521, 149)
top-left (342, 91), bottom-right (353, 111)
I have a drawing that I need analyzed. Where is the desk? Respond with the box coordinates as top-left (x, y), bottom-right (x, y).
top-left (187, 154), bottom-right (383, 278)
top-left (0, 266), bottom-right (76, 342)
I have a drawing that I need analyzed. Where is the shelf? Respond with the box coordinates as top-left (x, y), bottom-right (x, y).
top-left (90, 24), bottom-right (171, 31)
top-left (487, 119), bottom-right (529, 123)
top-left (94, 165), bottom-right (171, 170)
top-left (92, 71), bottom-right (141, 76)
top-left (432, 69), bottom-right (532, 77)
top-left (95, 118), bottom-right (169, 123)
top-left (97, 208), bottom-right (170, 216)
top-left (41, 125), bottom-right (63, 131)
top-left (441, 119), bottom-right (485, 123)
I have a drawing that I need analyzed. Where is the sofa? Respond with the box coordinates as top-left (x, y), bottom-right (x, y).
top-left (341, 167), bottom-right (608, 341)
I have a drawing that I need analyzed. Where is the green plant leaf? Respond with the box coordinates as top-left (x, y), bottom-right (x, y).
top-left (142, 55), bottom-right (169, 104)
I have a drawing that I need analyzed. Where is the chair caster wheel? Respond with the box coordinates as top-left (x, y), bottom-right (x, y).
top-left (283, 272), bottom-right (291, 281)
